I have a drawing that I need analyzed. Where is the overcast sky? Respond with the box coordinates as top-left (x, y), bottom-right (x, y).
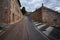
top-left (20, 0), bottom-right (60, 12)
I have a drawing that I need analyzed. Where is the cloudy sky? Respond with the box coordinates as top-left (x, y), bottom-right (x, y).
top-left (20, 0), bottom-right (60, 12)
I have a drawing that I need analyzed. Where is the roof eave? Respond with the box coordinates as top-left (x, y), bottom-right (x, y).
top-left (18, 0), bottom-right (21, 7)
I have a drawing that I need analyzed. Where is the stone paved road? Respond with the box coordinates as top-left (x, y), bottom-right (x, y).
top-left (26, 16), bottom-right (49, 40)
top-left (0, 16), bottom-right (49, 40)
top-left (0, 17), bottom-right (29, 40)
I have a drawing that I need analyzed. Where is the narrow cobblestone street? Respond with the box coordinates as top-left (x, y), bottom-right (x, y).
top-left (0, 16), bottom-right (29, 40)
top-left (0, 16), bottom-right (49, 40)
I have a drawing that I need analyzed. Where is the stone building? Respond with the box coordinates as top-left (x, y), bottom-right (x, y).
top-left (28, 8), bottom-right (42, 22)
top-left (28, 4), bottom-right (60, 27)
top-left (0, 0), bottom-right (23, 24)
top-left (41, 6), bottom-right (60, 27)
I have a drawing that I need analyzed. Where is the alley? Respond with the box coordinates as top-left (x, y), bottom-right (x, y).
top-left (26, 16), bottom-right (49, 40)
top-left (0, 16), bottom-right (49, 40)
top-left (0, 17), bottom-right (28, 40)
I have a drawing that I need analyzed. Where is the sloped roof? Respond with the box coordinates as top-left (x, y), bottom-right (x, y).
top-left (28, 5), bottom-right (60, 15)
top-left (36, 6), bottom-right (60, 14)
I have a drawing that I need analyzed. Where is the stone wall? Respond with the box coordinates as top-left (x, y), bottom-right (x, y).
top-left (0, 0), bottom-right (23, 24)
top-left (10, 0), bottom-right (23, 24)
top-left (0, 0), bottom-right (10, 24)
top-left (28, 9), bottom-right (42, 22)
top-left (42, 7), bottom-right (60, 27)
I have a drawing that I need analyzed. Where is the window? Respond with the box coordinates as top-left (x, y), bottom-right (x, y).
top-left (12, 13), bottom-right (15, 21)
top-left (53, 18), bottom-right (57, 22)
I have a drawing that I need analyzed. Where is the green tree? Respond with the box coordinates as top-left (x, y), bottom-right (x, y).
top-left (21, 7), bottom-right (27, 15)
